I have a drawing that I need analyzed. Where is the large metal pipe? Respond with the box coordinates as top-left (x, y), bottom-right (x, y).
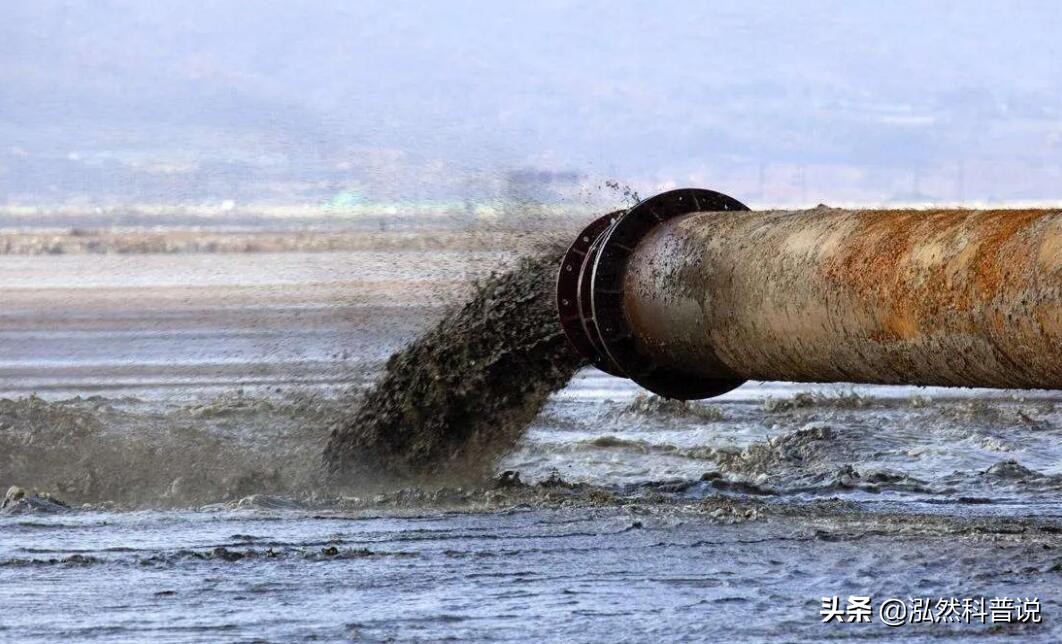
top-left (557, 188), bottom-right (1061, 399)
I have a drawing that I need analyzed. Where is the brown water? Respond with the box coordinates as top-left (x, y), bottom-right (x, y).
top-left (324, 247), bottom-right (584, 483)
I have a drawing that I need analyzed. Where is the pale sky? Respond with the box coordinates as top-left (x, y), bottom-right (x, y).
top-left (2, 0), bottom-right (1061, 205)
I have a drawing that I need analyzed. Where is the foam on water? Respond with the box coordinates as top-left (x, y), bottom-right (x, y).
top-left (2, 385), bottom-right (1057, 511)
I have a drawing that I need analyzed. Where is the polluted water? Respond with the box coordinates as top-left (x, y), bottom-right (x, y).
top-left (1, 235), bottom-right (1061, 641)
top-left (325, 245), bottom-right (585, 483)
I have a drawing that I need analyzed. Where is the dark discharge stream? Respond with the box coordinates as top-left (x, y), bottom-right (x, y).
top-left (324, 246), bottom-right (585, 483)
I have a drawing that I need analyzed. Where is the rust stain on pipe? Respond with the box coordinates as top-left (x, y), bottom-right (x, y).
top-left (560, 189), bottom-right (1061, 398)
top-left (625, 207), bottom-right (1060, 390)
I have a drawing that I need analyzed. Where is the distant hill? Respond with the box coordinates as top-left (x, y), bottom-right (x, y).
top-left (2, 1), bottom-right (1060, 205)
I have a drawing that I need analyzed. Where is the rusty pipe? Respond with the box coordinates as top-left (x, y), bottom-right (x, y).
top-left (557, 188), bottom-right (1061, 399)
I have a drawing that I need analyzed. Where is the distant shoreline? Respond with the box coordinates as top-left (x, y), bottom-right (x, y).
top-left (0, 227), bottom-right (578, 255)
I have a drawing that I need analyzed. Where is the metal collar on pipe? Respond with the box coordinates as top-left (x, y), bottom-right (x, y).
top-left (557, 188), bottom-right (749, 398)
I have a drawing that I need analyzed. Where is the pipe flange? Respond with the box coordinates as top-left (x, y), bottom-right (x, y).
top-left (590, 188), bottom-right (749, 399)
top-left (556, 212), bottom-right (625, 376)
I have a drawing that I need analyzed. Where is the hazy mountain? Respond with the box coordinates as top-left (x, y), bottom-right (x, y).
top-left (2, 0), bottom-right (1061, 205)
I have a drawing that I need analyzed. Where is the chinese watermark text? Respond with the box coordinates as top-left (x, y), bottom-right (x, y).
top-left (820, 596), bottom-right (1041, 627)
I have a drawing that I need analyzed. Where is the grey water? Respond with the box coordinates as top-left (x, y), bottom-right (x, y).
top-left (1, 250), bottom-right (1060, 642)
